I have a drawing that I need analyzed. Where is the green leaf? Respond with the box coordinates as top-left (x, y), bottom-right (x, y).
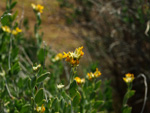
top-left (11, 47), bottom-right (19, 59)
top-left (28, 78), bottom-right (31, 89)
top-left (11, 62), bottom-right (20, 75)
top-left (60, 98), bottom-right (65, 110)
top-left (17, 78), bottom-right (23, 88)
top-left (72, 91), bottom-right (81, 107)
top-left (37, 72), bottom-right (50, 83)
top-left (69, 80), bottom-right (77, 90)
top-left (37, 48), bottom-right (47, 64)
top-left (124, 90), bottom-right (135, 103)
top-left (69, 89), bottom-right (77, 98)
top-left (127, 90), bottom-right (135, 98)
top-left (11, 11), bottom-right (18, 21)
top-left (35, 88), bottom-right (44, 104)
top-left (52, 98), bottom-right (59, 112)
top-left (69, 80), bottom-right (78, 98)
top-left (20, 104), bottom-right (31, 113)
top-left (62, 91), bottom-right (70, 100)
top-left (94, 100), bottom-right (104, 109)
top-left (10, 1), bottom-right (17, 9)
top-left (123, 106), bottom-right (132, 113)
top-left (90, 91), bottom-right (96, 100)
top-left (31, 76), bottom-right (37, 88)
top-left (1, 13), bottom-right (11, 25)
top-left (95, 80), bottom-right (101, 90)
top-left (91, 109), bottom-right (97, 113)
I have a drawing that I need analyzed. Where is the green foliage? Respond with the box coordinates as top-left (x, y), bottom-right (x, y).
top-left (0, 1), bottom-right (137, 113)
top-left (35, 88), bottom-right (44, 104)
top-left (37, 72), bottom-right (50, 83)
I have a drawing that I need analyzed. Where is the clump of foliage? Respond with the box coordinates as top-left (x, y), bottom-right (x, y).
top-left (0, 0), bottom-right (142, 113)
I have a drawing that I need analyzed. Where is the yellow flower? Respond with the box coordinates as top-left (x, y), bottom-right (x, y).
top-left (87, 72), bottom-right (95, 80)
top-left (32, 64), bottom-right (41, 71)
top-left (52, 53), bottom-right (63, 62)
top-left (63, 46), bottom-right (84, 66)
top-left (74, 46), bottom-right (84, 59)
top-left (1, 26), bottom-right (11, 33)
top-left (63, 52), bottom-right (68, 58)
top-left (87, 68), bottom-right (101, 80)
top-left (12, 30), bottom-right (17, 35)
top-left (31, 3), bottom-right (36, 9)
top-left (31, 3), bottom-right (44, 13)
top-left (74, 77), bottom-right (85, 84)
top-left (36, 104), bottom-right (45, 113)
top-left (123, 73), bottom-right (134, 83)
top-left (12, 27), bottom-right (22, 35)
top-left (16, 27), bottom-right (22, 32)
top-left (94, 68), bottom-right (101, 77)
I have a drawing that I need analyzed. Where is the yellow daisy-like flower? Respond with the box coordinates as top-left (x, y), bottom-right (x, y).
top-left (74, 77), bottom-right (85, 84)
top-left (36, 104), bottom-right (45, 113)
top-left (31, 3), bottom-right (44, 13)
top-left (52, 53), bottom-right (64, 62)
top-left (123, 73), bottom-right (134, 83)
top-left (1, 26), bottom-right (11, 33)
top-left (63, 46), bottom-right (84, 66)
top-left (87, 68), bottom-right (101, 80)
top-left (12, 27), bottom-right (22, 35)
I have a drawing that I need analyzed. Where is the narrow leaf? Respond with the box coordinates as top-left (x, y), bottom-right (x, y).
top-left (72, 91), bottom-right (81, 107)
top-left (35, 88), bottom-right (44, 104)
top-left (37, 72), bottom-right (50, 83)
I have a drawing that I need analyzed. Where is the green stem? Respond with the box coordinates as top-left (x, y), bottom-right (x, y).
top-left (122, 83), bottom-right (132, 111)
top-left (4, 77), bottom-right (14, 99)
top-left (8, 33), bottom-right (13, 70)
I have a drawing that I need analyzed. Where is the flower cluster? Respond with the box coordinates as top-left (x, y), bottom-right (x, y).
top-left (52, 53), bottom-right (64, 62)
top-left (74, 77), bottom-right (85, 84)
top-left (31, 3), bottom-right (44, 13)
top-left (87, 68), bottom-right (101, 80)
top-left (36, 104), bottom-right (45, 113)
top-left (123, 73), bottom-right (134, 83)
top-left (1, 26), bottom-right (22, 35)
top-left (63, 46), bottom-right (84, 66)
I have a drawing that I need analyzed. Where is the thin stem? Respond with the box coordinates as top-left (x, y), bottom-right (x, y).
top-left (20, 46), bottom-right (33, 66)
top-left (70, 68), bottom-right (74, 84)
top-left (62, 61), bottom-right (70, 82)
top-left (137, 74), bottom-right (148, 113)
top-left (71, 100), bottom-right (73, 113)
top-left (43, 41), bottom-right (47, 67)
top-left (8, 34), bottom-right (13, 70)
top-left (122, 82), bottom-right (132, 110)
top-left (4, 77), bottom-right (14, 99)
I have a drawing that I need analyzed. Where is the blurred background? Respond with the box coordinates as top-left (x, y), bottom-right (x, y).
top-left (1, 0), bottom-right (150, 113)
